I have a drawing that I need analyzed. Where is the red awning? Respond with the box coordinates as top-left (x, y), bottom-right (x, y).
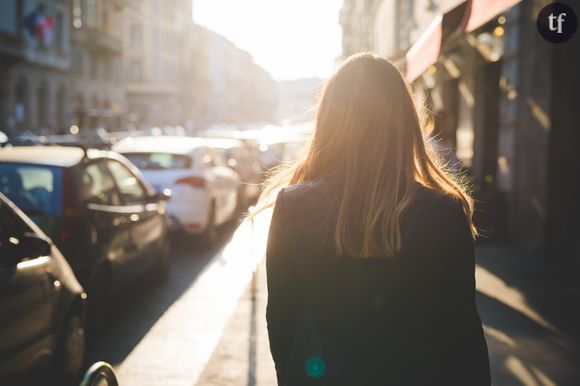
top-left (463, 0), bottom-right (522, 31)
top-left (405, 15), bottom-right (443, 82)
top-left (405, 1), bottom-right (469, 82)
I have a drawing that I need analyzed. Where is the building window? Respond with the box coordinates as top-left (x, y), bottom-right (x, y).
top-left (37, 83), bottom-right (48, 129)
top-left (153, 58), bottom-right (160, 81)
top-left (152, 26), bottom-right (159, 49)
top-left (86, 0), bottom-right (97, 28)
top-left (91, 56), bottom-right (99, 79)
top-left (90, 95), bottom-right (99, 129)
top-left (407, 0), bottom-right (414, 20)
top-left (55, 10), bottom-right (65, 50)
top-left (56, 86), bottom-right (66, 130)
top-left (0, 0), bottom-right (17, 34)
top-left (15, 78), bottom-right (29, 126)
top-left (130, 24), bottom-right (142, 47)
top-left (101, 0), bottom-right (109, 32)
top-left (114, 59), bottom-right (122, 83)
top-left (72, 49), bottom-right (84, 76)
top-left (103, 59), bottom-right (114, 82)
top-left (129, 61), bottom-right (143, 81)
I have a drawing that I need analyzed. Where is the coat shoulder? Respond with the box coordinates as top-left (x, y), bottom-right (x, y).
top-left (278, 181), bottom-right (335, 209)
top-left (412, 184), bottom-right (464, 217)
top-left (400, 185), bottom-right (468, 243)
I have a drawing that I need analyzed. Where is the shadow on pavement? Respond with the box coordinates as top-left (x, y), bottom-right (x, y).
top-left (475, 245), bottom-right (580, 386)
top-left (85, 217), bottom-right (243, 367)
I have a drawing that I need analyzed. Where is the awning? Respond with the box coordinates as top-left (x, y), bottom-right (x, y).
top-left (405, 15), bottom-right (443, 82)
top-left (405, 1), bottom-right (470, 82)
top-left (462, 0), bottom-right (522, 31)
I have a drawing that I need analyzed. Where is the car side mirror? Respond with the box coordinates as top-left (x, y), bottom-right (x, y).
top-left (148, 188), bottom-right (171, 202)
top-left (1, 233), bottom-right (51, 267)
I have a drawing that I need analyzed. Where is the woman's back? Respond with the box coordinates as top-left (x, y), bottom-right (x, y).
top-left (266, 181), bottom-right (490, 385)
top-left (261, 53), bottom-right (489, 386)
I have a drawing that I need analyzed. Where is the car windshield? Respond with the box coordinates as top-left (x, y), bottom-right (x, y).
top-left (123, 152), bottom-right (192, 170)
top-left (0, 163), bottom-right (63, 217)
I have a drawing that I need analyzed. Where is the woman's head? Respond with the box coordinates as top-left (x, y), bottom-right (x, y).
top-left (258, 53), bottom-right (476, 257)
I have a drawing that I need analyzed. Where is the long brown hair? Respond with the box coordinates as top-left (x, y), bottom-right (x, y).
top-left (256, 53), bottom-right (476, 257)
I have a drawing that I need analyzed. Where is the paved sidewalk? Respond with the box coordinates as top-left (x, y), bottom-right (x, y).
top-left (195, 245), bottom-right (580, 386)
top-left (195, 260), bottom-right (277, 386)
top-left (476, 245), bottom-right (580, 386)
top-left (112, 214), bottom-right (271, 386)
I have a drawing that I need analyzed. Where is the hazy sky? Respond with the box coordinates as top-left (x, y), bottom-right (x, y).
top-left (193, 0), bottom-right (344, 81)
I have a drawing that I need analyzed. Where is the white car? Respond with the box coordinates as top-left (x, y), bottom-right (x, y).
top-left (113, 136), bottom-right (240, 244)
top-left (203, 138), bottom-right (263, 206)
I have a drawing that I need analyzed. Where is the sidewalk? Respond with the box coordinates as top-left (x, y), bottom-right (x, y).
top-left (196, 245), bottom-right (580, 386)
top-left (475, 245), bottom-right (580, 386)
top-left (194, 260), bottom-right (276, 386)
top-left (112, 216), bottom-right (270, 386)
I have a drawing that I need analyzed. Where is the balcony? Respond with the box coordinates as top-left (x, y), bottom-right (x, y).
top-left (88, 29), bottom-right (122, 55)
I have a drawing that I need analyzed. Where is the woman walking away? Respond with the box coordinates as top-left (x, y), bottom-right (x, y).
top-left (260, 53), bottom-right (490, 386)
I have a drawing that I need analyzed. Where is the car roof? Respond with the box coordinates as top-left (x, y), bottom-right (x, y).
top-left (113, 136), bottom-right (207, 155)
top-left (0, 146), bottom-right (108, 167)
top-left (201, 137), bottom-right (244, 149)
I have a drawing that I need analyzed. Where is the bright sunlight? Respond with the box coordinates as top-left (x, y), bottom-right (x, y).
top-left (193, 0), bottom-right (344, 80)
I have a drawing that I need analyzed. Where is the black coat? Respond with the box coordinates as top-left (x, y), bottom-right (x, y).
top-left (266, 181), bottom-right (490, 386)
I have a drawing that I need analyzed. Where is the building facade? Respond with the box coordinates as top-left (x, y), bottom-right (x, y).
top-left (340, 0), bottom-right (378, 57)
top-left (376, 0), bottom-right (462, 58)
top-left (341, 0), bottom-right (580, 270)
top-left (0, 0), bottom-right (71, 135)
top-left (186, 26), bottom-right (278, 131)
top-left (70, 0), bottom-right (126, 131)
top-left (122, 0), bottom-right (193, 129)
top-left (0, 0), bottom-right (278, 136)
top-left (341, 0), bottom-right (461, 60)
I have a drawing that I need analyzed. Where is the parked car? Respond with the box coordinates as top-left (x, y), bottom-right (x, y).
top-left (113, 136), bottom-right (240, 245)
top-left (0, 146), bottom-right (171, 326)
top-left (203, 138), bottom-right (263, 207)
top-left (0, 193), bottom-right (86, 385)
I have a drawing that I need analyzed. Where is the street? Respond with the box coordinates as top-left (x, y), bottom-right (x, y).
top-left (84, 211), bottom-right (272, 386)
top-left (83, 213), bottom-right (580, 386)
top-left (1, 1), bottom-right (579, 385)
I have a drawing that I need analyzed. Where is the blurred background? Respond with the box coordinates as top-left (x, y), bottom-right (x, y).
top-left (0, 0), bottom-right (579, 386)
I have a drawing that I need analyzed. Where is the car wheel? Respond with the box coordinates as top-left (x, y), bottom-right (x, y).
top-left (201, 202), bottom-right (218, 248)
top-left (55, 310), bottom-right (86, 385)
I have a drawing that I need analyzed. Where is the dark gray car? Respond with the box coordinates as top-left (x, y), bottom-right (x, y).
top-left (0, 146), bottom-right (171, 329)
top-left (0, 193), bottom-right (86, 385)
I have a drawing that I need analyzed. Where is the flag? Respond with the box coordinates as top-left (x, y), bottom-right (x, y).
top-left (23, 9), bottom-right (40, 37)
top-left (23, 6), bottom-right (54, 46)
top-left (36, 14), bottom-right (54, 46)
